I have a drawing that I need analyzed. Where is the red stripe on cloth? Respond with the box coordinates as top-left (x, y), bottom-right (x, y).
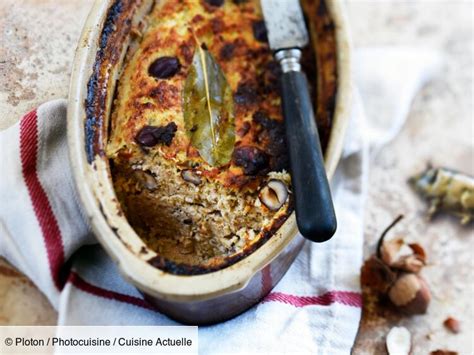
top-left (68, 272), bottom-right (156, 311)
top-left (262, 291), bottom-right (362, 308)
top-left (20, 109), bottom-right (66, 289)
top-left (71, 267), bottom-right (360, 312)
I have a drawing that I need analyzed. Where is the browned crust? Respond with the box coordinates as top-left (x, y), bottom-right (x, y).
top-left (107, 0), bottom-right (293, 190)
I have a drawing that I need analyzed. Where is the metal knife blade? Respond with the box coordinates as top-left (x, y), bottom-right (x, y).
top-left (260, 0), bottom-right (309, 51)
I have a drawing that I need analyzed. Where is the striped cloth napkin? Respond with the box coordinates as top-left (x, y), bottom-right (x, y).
top-left (0, 48), bottom-right (441, 354)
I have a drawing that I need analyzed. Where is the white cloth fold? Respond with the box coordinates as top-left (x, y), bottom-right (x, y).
top-left (0, 47), bottom-right (441, 354)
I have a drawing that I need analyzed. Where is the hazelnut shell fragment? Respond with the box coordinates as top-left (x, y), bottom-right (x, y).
top-left (388, 273), bottom-right (431, 315)
top-left (386, 326), bottom-right (411, 355)
top-left (443, 317), bottom-right (461, 334)
top-left (381, 237), bottom-right (426, 273)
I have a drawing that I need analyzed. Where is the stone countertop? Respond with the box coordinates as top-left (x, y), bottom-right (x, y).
top-left (0, 1), bottom-right (472, 353)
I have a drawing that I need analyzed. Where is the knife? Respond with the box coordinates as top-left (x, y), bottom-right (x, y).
top-left (261, 0), bottom-right (337, 242)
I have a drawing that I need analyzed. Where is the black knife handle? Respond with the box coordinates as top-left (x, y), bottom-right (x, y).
top-left (280, 69), bottom-right (337, 242)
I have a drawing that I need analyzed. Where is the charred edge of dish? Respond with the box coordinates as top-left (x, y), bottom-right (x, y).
top-left (147, 200), bottom-right (294, 275)
top-left (110, 196), bottom-right (124, 217)
top-left (85, 0), bottom-right (135, 163)
top-left (97, 200), bottom-right (124, 242)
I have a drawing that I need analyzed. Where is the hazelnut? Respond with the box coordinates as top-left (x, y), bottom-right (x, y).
top-left (443, 317), bottom-right (460, 334)
top-left (181, 169), bottom-right (202, 186)
top-left (388, 273), bottom-right (431, 315)
top-left (386, 326), bottom-right (411, 355)
top-left (133, 170), bottom-right (157, 191)
top-left (430, 350), bottom-right (458, 355)
top-left (258, 180), bottom-right (288, 211)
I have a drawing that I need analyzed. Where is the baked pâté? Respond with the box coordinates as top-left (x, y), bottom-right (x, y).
top-left (107, 0), bottom-right (318, 274)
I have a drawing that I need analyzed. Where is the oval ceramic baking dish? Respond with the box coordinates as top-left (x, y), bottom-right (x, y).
top-left (67, 0), bottom-right (351, 324)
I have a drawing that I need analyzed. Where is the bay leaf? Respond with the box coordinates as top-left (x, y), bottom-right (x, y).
top-left (183, 40), bottom-right (235, 167)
